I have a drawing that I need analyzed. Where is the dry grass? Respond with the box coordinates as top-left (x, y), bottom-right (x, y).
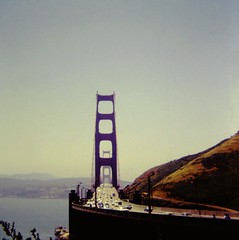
top-left (124, 131), bottom-right (239, 211)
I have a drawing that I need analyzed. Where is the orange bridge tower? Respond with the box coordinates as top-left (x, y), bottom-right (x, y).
top-left (94, 92), bottom-right (119, 189)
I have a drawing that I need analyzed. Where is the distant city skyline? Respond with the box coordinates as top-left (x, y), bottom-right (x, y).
top-left (1, 0), bottom-right (239, 182)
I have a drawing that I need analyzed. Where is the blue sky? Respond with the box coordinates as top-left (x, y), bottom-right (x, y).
top-left (0, 0), bottom-right (239, 182)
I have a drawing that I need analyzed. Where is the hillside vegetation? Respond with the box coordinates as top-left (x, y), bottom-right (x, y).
top-left (123, 131), bottom-right (239, 211)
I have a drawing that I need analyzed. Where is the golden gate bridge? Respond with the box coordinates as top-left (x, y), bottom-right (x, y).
top-left (68, 92), bottom-right (239, 240)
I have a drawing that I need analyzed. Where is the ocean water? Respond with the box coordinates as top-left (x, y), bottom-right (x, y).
top-left (0, 198), bottom-right (68, 240)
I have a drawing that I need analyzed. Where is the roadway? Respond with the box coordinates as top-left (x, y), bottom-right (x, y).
top-left (82, 183), bottom-right (239, 220)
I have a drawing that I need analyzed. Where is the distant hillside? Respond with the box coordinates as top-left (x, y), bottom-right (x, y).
top-left (123, 131), bottom-right (239, 211)
top-left (0, 174), bottom-right (131, 199)
top-left (0, 177), bottom-right (90, 199)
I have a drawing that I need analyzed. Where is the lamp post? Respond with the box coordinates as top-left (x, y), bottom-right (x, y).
top-left (148, 171), bottom-right (155, 214)
top-left (194, 178), bottom-right (201, 216)
top-left (84, 188), bottom-right (89, 199)
top-left (94, 185), bottom-right (97, 208)
top-left (77, 182), bottom-right (82, 200)
top-left (81, 187), bottom-right (85, 199)
top-left (190, 177), bottom-right (201, 216)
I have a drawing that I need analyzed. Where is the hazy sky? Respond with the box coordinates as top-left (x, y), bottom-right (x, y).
top-left (1, 0), bottom-right (239, 182)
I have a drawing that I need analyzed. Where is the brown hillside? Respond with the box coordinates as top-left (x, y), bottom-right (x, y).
top-left (123, 131), bottom-right (239, 211)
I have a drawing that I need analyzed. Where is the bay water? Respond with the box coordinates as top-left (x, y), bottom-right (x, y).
top-left (0, 198), bottom-right (68, 240)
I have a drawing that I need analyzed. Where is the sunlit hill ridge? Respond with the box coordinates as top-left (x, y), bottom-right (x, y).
top-left (124, 131), bottom-right (239, 211)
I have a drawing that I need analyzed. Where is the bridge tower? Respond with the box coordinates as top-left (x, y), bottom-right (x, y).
top-left (94, 92), bottom-right (118, 189)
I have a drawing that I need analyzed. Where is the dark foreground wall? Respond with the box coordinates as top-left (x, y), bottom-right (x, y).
top-left (69, 190), bottom-right (239, 240)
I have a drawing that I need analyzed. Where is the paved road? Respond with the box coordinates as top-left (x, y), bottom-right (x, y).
top-left (83, 183), bottom-right (239, 220)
